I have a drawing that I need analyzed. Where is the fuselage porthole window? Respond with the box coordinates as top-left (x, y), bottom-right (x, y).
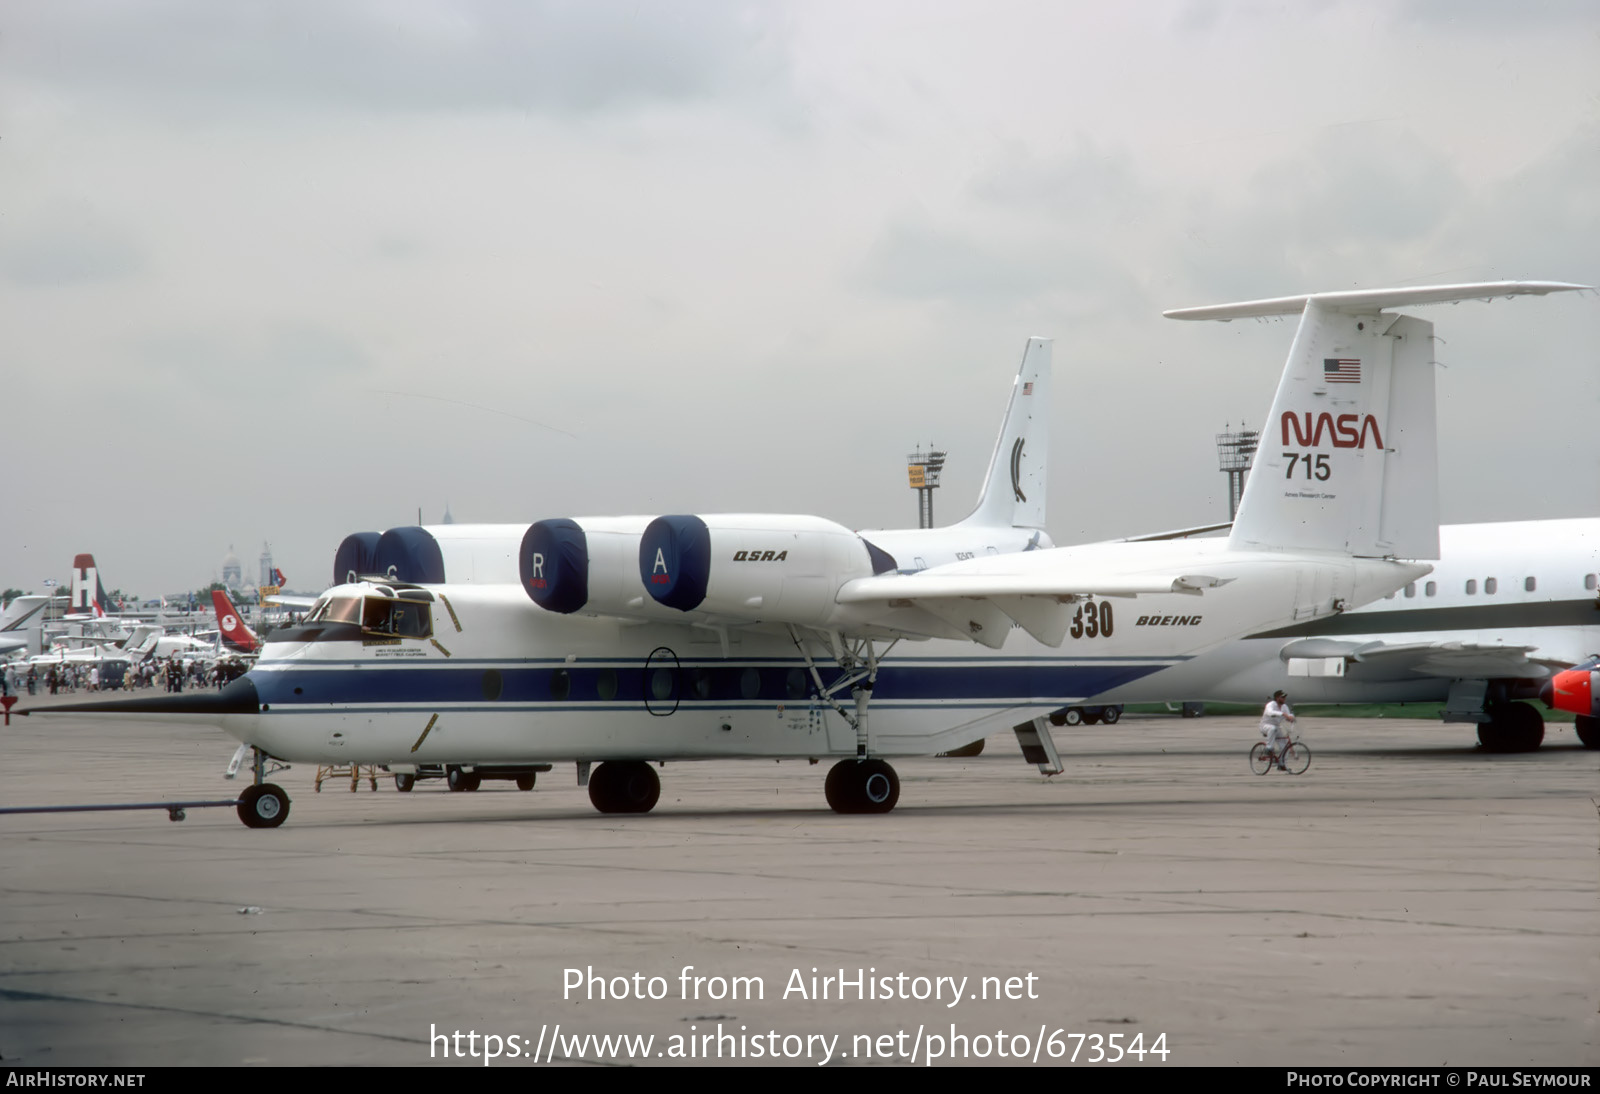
top-left (1485, 577), bottom-right (1497, 595)
top-left (1524, 576), bottom-right (1536, 593)
top-left (1465, 579), bottom-right (1477, 595)
top-left (1403, 582), bottom-right (1416, 598)
top-left (1424, 581), bottom-right (1437, 597)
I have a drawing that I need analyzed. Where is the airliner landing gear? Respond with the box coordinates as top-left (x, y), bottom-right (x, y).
top-left (588, 761), bottom-right (660, 814)
top-left (1574, 715), bottom-right (1598, 750)
top-left (1477, 701), bottom-right (1545, 753)
top-left (825, 759), bottom-right (900, 815)
top-left (237, 748), bottom-right (290, 828)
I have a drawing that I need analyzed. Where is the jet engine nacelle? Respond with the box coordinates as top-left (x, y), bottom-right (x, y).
top-left (520, 516), bottom-right (659, 616)
top-left (1547, 658), bottom-right (1598, 717)
top-left (639, 514), bottom-right (895, 626)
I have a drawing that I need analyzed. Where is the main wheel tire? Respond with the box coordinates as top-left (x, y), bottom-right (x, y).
top-left (1576, 715), bottom-right (1599, 750)
top-left (447, 766), bottom-right (482, 792)
top-left (1249, 742), bottom-right (1273, 775)
top-left (824, 759), bottom-right (900, 814)
top-left (1063, 707), bottom-right (1084, 726)
top-left (394, 773), bottom-right (415, 792)
top-left (515, 775), bottom-right (537, 791)
top-left (237, 783), bottom-right (290, 829)
top-left (1479, 702), bottom-right (1544, 753)
top-left (588, 761), bottom-right (659, 814)
top-left (1100, 706), bottom-right (1122, 725)
top-left (1283, 741), bottom-right (1312, 775)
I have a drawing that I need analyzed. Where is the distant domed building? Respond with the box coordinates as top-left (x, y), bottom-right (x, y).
top-left (221, 545), bottom-right (243, 590)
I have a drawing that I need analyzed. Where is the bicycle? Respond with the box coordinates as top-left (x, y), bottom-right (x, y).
top-left (1250, 734), bottom-right (1311, 775)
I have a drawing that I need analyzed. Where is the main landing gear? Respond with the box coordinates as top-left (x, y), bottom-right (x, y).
top-left (237, 748), bottom-right (291, 829)
top-left (588, 761), bottom-right (661, 814)
top-left (824, 759), bottom-right (900, 814)
top-left (1476, 701), bottom-right (1545, 753)
top-left (787, 627), bottom-right (904, 816)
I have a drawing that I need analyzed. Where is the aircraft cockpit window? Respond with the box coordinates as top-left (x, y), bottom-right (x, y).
top-left (362, 597), bottom-right (432, 638)
top-left (307, 598), bottom-right (361, 623)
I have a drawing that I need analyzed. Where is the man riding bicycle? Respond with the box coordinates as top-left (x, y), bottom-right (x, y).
top-left (1259, 690), bottom-right (1295, 771)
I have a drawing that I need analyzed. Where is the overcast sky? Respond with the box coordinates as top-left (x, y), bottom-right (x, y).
top-left (2, 1), bottom-right (1596, 597)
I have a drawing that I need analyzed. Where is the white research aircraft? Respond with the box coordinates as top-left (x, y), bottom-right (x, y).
top-left (1082, 517), bottom-right (1600, 751)
top-left (38, 281), bottom-right (1586, 828)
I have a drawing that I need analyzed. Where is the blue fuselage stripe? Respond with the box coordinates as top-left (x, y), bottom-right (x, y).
top-left (251, 661), bottom-right (1170, 708)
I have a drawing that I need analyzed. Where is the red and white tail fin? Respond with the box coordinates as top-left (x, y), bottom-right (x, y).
top-left (70, 553), bottom-right (110, 617)
top-left (211, 589), bottom-right (261, 653)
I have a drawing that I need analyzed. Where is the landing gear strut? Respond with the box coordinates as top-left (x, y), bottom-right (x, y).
top-left (789, 627), bottom-right (904, 816)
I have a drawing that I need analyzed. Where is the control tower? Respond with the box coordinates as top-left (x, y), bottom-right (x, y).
top-left (1215, 424), bottom-right (1259, 521)
top-left (906, 447), bottom-right (947, 529)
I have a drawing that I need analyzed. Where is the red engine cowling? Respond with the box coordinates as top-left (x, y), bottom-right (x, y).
top-left (1547, 658), bottom-right (1598, 717)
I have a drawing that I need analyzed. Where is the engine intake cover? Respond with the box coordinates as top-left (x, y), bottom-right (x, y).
top-left (640, 515), bottom-right (713, 611)
top-left (521, 519), bottom-right (588, 613)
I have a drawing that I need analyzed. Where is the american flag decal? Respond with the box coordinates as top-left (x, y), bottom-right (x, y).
top-left (1323, 358), bottom-right (1361, 384)
top-left (1022, 382), bottom-right (1033, 395)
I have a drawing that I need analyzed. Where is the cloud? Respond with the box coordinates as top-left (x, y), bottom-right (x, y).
top-left (7, 1), bottom-right (794, 116)
top-left (0, 203), bottom-right (147, 287)
top-left (136, 321), bottom-right (372, 397)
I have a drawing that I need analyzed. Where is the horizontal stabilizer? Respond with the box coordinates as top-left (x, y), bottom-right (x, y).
top-left (1164, 281), bottom-right (1589, 322)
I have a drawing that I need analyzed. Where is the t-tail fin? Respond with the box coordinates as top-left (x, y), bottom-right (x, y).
top-left (211, 589), bottom-right (261, 653)
top-left (956, 336), bottom-right (1050, 530)
top-left (70, 553), bottom-right (109, 617)
top-left (1166, 281), bottom-right (1589, 559)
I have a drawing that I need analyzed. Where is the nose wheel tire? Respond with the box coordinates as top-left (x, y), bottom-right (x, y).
top-left (238, 783), bottom-right (290, 828)
top-left (588, 761), bottom-right (661, 814)
top-left (825, 759), bottom-right (900, 814)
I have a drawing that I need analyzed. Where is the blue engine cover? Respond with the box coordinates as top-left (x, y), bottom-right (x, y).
top-left (372, 526), bottom-right (446, 584)
top-left (639, 515), bottom-right (711, 612)
top-left (521, 519), bottom-right (588, 613)
top-left (332, 532), bottom-right (381, 585)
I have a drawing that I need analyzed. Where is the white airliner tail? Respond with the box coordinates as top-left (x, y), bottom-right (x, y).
top-left (955, 337), bottom-right (1050, 531)
top-left (1168, 282), bottom-right (1589, 560)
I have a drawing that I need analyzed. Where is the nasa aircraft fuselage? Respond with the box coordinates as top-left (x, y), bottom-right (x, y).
top-left (220, 543), bottom-right (1423, 767)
